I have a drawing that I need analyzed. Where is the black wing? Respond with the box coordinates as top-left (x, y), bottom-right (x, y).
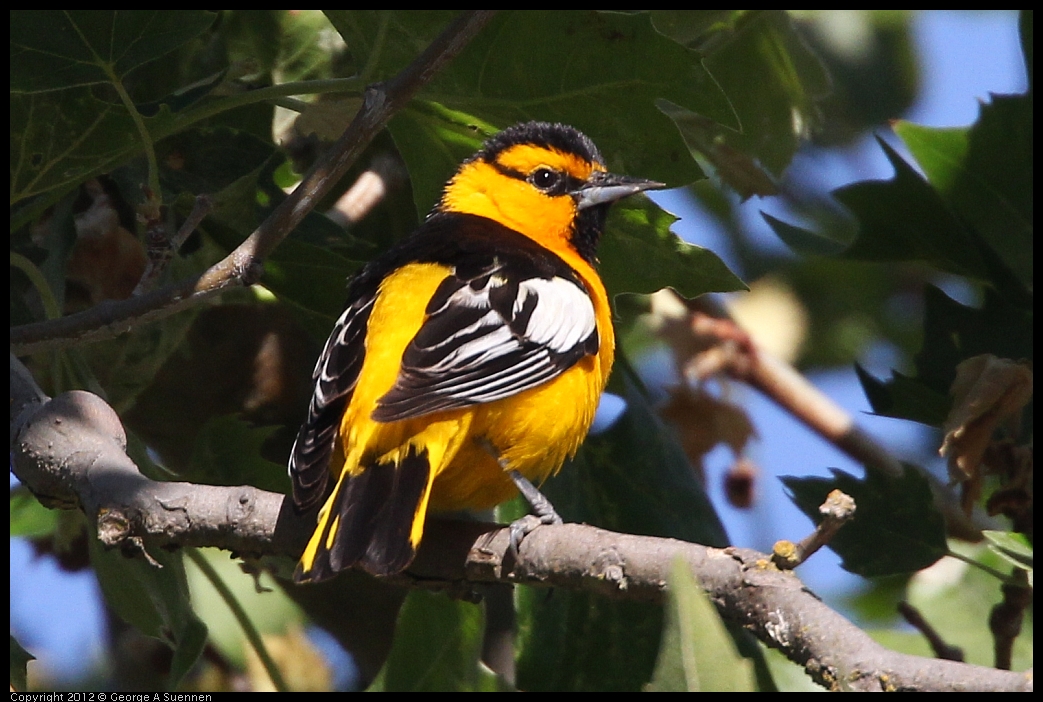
top-left (373, 258), bottom-right (600, 422)
top-left (288, 293), bottom-right (374, 512)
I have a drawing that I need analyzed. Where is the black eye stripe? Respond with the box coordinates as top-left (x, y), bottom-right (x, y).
top-left (488, 159), bottom-right (584, 196)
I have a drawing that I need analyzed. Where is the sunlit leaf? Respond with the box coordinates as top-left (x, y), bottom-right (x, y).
top-left (894, 94), bottom-right (1032, 287)
top-left (982, 530), bottom-right (1033, 579)
top-left (647, 558), bottom-right (757, 691)
top-left (601, 196), bottom-right (746, 300)
top-left (374, 590), bottom-right (506, 691)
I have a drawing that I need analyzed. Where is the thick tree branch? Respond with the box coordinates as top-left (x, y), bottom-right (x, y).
top-left (10, 10), bottom-right (497, 356)
top-left (9, 358), bottom-right (1031, 693)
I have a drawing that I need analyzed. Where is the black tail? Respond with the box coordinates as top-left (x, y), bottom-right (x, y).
top-left (294, 447), bottom-right (432, 582)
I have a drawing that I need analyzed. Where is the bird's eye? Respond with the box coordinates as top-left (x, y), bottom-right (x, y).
top-left (530, 168), bottom-right (562, 192)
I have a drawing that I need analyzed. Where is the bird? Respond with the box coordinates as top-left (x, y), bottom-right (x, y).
top-left (289, 121), bottom-right (662, 582)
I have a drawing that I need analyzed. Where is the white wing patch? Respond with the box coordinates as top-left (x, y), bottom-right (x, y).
top-left (515, 277), bottom-right (596, 353)
top-left (372, 270), bottom-right (599, 421)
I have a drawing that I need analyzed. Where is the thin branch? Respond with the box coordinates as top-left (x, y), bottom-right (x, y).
top-left (133, 194), bottom-right (214, 296)
top-left (989, 574), bottom-right (1032, 670)
top-left (10, 10), bottom-right (498, 356)
top-left (898, 601), bottom-right (964, 662)
top-left (8, 359), bottom-right (1031, 693)
top-left (674, 294), bottom-right (983, 541)
top-left (772, 489), bottom-right (856, 569)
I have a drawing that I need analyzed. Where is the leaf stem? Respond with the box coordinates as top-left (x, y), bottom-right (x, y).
top-left (11, 252), bottom-right (60, 321)
top-left (359, 13), bottom-right (392, 84)
top-left (946, 549), bottom-right (1023, 586)
top-left (105, 67), bottom-right (162, 203)
top-left (186, 549), bottom-right (290, 692)
top-left (176, 77), bottom-right (364, 127)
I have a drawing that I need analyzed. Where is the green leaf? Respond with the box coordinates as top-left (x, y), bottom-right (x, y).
top-left (600, 196), bottom-right (747, 300)
top-left (185, 548), bottom-right (303, 669)
top-left (790, 11), bottom-right (918, 146)
top-left (895, 540), bottom-right (1034, 670)
top-left (656, 10), bottom-right (831, 178)
top-left (323, 11), bottom-right (458, 82)
top-left (894, 94), bottom-right (1033, 288)
top-left (761, 212), bottom-right (849, 257)
top-left (187, 414), bottom-right (289, 494)
top-left (514, 580), bottom-right (663, 692)
top-left (855, 283), bottom-right (1032, 427)
top-left (260, 235), bottom-right (365, 330)
top-left (891, 123), bottom-right (970, 194)
top-left (647, 558), bottom-right (757, 691)
top-left (155, 129), bottom-right (368, 339)
top-left (379, 7), bottom-right (831, 216)
top-left (10, 91), bottom-right (175, 207)
top-left (557, 375), bottom-right (730, 547)
top-left (88, 517), bottom-right (208, 690)
top-left (10, 11), bottom-right (217, 93)
top-left (982, 530), bottom-right (1033, 577)
top-left (649, 10), bottom-right (745, 47)
top-left (916, 285), bottom-right (1033, 392)
top-left (781, 465), bottom-right (948, 578)
top-left (61, 222), bottom-right (225, 412)
top-left (150, 127), bottom-right (277, 204)
top-left (410, 11), bottom-right (733, 194)
top-left (854, 364), bottom-right (951, 427)
top-left (374, 589), bottom-right (506, 692)
top-left (9, 489), bottom-right (59, 539)
top-left (9, 11), bottom-right (217, 206)
top-left (837, 138), bottom-right (987, 279)
top-left (10, 634), bottom-right (35, 692)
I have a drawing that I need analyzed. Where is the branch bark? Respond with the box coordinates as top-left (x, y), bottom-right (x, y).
top-left (9, 356), bottom-right (1031, 693)
top-left (9, 10), bottom-right (497, 356)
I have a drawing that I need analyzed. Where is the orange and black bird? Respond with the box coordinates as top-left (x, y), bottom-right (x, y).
top-left (289, 121), bottom-right (662, 582)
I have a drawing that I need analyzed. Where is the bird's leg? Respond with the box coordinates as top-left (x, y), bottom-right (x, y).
top-left (507, 469), bottom-right (564, 554)
top-left (478, 439), bottom-right (563, 556)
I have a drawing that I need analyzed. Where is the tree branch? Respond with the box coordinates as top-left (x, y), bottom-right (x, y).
top-left (10, 10), bottom-right (497, 356)
top-left (9, 357), bottom-right (1031, 693)
top-left (668, 293), bottom-right (983, 540)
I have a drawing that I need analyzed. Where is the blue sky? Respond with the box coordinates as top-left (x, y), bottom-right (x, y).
top-left (10, 10), bottom-right (1028, 686)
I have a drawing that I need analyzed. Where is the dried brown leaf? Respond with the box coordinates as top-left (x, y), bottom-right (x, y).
top-left (939, 355), bottom-right (1032, 489)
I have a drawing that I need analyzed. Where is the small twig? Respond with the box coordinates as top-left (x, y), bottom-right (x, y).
top-left (898, 601), bottom-right (964, 662)
top-left (133, 194), bottom-right (214, 296)
top-left (676, 294), bottom-right (982, 541)
top-left (772, 489), bottom-right (856, 569)
top-left (10, 11), bottom-right (497, 356)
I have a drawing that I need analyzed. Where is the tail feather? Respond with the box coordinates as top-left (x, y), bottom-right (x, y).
top-left (294, 446), bottom-right (432, 583)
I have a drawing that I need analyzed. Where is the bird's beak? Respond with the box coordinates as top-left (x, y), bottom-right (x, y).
top-left (573, 171), bottom-right (665, 211)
